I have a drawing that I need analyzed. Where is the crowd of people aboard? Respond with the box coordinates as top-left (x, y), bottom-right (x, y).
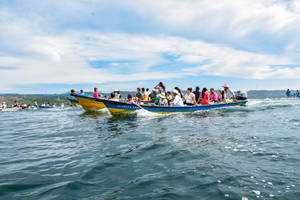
top-left (72, 82), bottom-right (237, 107)
top-left (0, 100), bottom-right (64, 110)
top-left (286, 89), bottom-right (300, 97)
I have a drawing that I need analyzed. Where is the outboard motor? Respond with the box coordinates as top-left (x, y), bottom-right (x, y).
top-left (236, 90), bottom-right (248, 100)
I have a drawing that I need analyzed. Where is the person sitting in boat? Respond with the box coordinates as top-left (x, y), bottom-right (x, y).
top-left (2, 102), bottom-right (6, 109)
top-left (114, 89), bottom-right (120, 99)
top-left (183, 88), bottom-right (198, 106)
top-left (159, 93), bottom-right (168, 106)
top-left (150, 91), bottom-right (160, 105)
top-left (193, 86), bottom-right (201, 104)
top-left (136, 88), bottom-right (142, 100)
top-left (70, 89), bottom-right (77, 96)
top-left (33, 100), bottom-right (38, 106)
top-left (126, 95), bottom-right (135, 104)
top-left (109, 93), bottom-right (119, 101)
top-left (154, 82), bottom-right (166, 94)
top-left (218, 89), bottom-right (226, 102)
top-left (174, 87), bottom-right (184, 98)
top-left (141, 88), bottom-right (149, 101)
top-left (146, 88), bottom-right (151, 97)
top-left (296, 90), bottom-right (300, 97)
top-left (93, 87), bottom-right (100, 98)
top-left (286, 89), bottom-right (291, 97)
top-left (13, 100), bottom-right (19, 107)
top-left (170, 90), bottom-right (184, 107)
top-left (166, 91), bottom-right (173, 104)
top-left (46, 102), bottom-right (50, 106)
top-left (223, 84), bottom-right (235, 99)
top-left (80, 89), bottom-right (84, 94)
top-left (209, 88), bottom-right (218, 103)
top-left (199, 88), bottom-right (210, 105)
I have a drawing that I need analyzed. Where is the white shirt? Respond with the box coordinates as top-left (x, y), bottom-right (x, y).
top-left (115, 93), bottom-right (120, 99)
top-left (225, 88), bottom-right (235, 99)
top-left (159, 98), bottom-right (168, 106)
top-left (172, 95), bottom-right (184, 106)
top-left (184, 93), bottom-right (195, 104)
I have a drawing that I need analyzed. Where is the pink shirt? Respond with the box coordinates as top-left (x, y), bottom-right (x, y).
top-left (93, 92), bottom-right (99, 98)
top-left (126, 100), bottom-right (135, 104)
top-left (200, 92), bottom-right (209, 105)
top-left (209, 92), bottom-right (218, 101)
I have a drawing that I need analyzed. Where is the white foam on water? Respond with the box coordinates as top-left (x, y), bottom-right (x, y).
top-left (242, 197), bottom-right (248, 200)
top-left (252, 190), bottom-right (261, 195)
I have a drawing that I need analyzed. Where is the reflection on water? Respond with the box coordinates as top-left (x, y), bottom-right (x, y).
top-left (0, 98), bottom-right (300, 200)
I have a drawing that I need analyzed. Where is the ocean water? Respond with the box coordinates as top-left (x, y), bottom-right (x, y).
top-left (0, 97), bottom-right (300, 200)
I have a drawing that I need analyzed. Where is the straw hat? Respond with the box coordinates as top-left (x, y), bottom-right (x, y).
top-left (114, 89), bottom-right (119, 92)
top-left (223, 84), bottom-right (229, 88)
top-left (159, 93), bottom-right (166, 99)
top-left (173, 89), bottom-right (179, 95)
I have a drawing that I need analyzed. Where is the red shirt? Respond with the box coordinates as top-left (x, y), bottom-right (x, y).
top-left (200, 91), bottom-right (209, 105)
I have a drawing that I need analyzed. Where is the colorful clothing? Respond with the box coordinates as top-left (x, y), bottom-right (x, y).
top-left (184, 93), bottom-right (195, 104)
top-left (172, 95), bottom-right (184, 106)
top-left (93, 92), bottom-right (99, 98)
top-left (151, 96), bottom-right (160, 104)
top-left (200, 92), bottom-right (209, 105)
top-left (209, 92), bottom-right (218, 102)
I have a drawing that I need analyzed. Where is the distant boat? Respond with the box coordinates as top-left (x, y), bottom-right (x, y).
top-left (38, 105), bottom-right (56, 109)
top-left (73, 94), bottom-right (106, 111)
top-left (98, 99), bottom-right (248, 116)
top-left (67, 97), bottom-right (80, 106)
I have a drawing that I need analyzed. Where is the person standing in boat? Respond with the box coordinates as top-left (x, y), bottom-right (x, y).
top-left (93, 87), bottom-right (100, 98)
top-left (154, 82), bottom-right (166, 94)
top-left (170, 90), bottom-right (184, 107)
top-left (183, 88), bottom-right (198, 106)
top-left (223, 84), bottom-right (235, 99)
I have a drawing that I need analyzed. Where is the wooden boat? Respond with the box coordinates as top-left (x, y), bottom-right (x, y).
top-left (67, 97), bottom-right (80, 106)
top-left (73, 94), bottom-right (105, 111)
top-left (97, 99), bottom-right (248, 116)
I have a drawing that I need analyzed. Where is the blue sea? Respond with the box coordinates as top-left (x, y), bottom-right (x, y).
top-left (0, 91), bottom-right (300, 200)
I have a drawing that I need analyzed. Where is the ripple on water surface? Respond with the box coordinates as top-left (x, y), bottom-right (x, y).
top-left (0, 99), bottom-right (300, 199)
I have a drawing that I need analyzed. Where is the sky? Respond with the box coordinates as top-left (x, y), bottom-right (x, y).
top-left (1, 0), bottom-right (300, 93)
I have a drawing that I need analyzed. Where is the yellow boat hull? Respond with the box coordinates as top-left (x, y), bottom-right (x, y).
top-left (71, 102), bottom-right (80, 107)
top-left (75, 96), bottom-right (105, 111)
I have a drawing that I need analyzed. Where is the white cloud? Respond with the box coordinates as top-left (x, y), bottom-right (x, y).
top-left (1, 0), bottom-right (300, 92)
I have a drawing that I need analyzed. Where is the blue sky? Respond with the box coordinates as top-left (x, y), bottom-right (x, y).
top-left (1, 0), bottom-right (300, 93)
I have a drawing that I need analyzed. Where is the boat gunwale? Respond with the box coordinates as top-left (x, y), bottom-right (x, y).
top-left (97, 98), bottom-right (248, 109)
